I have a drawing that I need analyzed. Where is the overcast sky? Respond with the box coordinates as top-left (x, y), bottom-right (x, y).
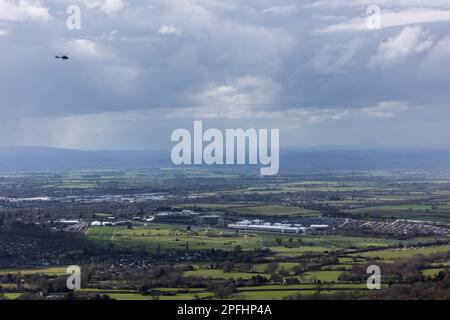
top-left (1, 0), bottom-right (450, 150)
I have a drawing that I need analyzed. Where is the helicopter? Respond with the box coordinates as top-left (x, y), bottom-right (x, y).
top-left (55, 53), bottom-right (69, 60)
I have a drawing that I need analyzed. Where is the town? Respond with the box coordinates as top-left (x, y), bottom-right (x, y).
top-left (1, 168), bottom-right (450, 300)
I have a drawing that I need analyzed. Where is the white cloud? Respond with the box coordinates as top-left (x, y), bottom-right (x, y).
top-left (84, 0), bottom-right (126, 17)
top-left (362, 101), bottom-right (408, 118)
top-left (424, 34), bottom-right (450, 63)
top-left (160, 76), bottom-right (282, 120)
top-left (67, 39), bottom-right (99, 58)
top-left (261, 5), bottom-right (299, 15)
top-left (160, 100), bottom-right (409, 129)
top-left (306, 1), bottom-right (450, 10)
top-left (0, 0), bottom-right (51, 22)
top-left (370, 26), bottom-right (434, 66)
top-left (197, 76), bottom-right (281, 114)
top-left (158, 24), bottom-right (182, 35)
top-left (320, 8), bottom-right (450, 32)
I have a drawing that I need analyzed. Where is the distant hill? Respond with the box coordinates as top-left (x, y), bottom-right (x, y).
top-left (0, 146), bottom-right (168, 171)
top-left (1, 146), bottom-right (450, 172)
top-left (281, 148), bottom-right (450, 171)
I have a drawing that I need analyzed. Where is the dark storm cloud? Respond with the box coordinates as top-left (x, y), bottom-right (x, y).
top-left (1, 0), bottom-right (450, 148)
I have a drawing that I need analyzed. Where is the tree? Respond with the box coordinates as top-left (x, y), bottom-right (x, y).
top-left (279, 268), bottom-right (290, 277)
top-left (265, 263), bottom-right (279, 275)
top-left (212, 282), bottom-right (236, 299)
top-left (223, 261), bottom-right (233, 273)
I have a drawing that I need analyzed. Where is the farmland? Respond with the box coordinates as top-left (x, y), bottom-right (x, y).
top-left (2, 222), bottom-right (449, 300)
top-left (1, 168), bottom-right (450, 300)
top-left (85, 226), bottom-right (405, 254)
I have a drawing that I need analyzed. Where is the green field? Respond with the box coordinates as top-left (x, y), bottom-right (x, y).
top-left (87, 226), bottom-right (276, 251)
top-left (0, 266), bottom-right (67, 275)
top-left (302, 271), bottom-right (343, 282)
top-left (352, 245), bottom-right (450, 260)
top-left (252, 262), bottom-right (300, 273)
top-left (422, 268), bottom-right (446, 277)
top-left (1, 293), bottom-right (22, 300)
top-left (86, 226), bottom-right (402, 254)
top-left (225, 204), bottom-right (319, 216)
top-left (106, 293), bottom-right (213, 300)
